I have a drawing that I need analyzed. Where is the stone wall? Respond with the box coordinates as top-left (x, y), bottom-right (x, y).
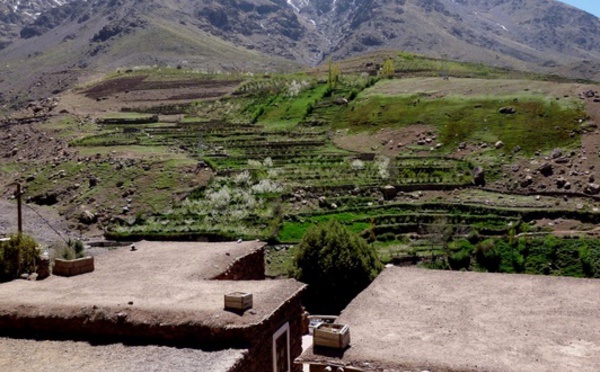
top-left (212, 246), bottom-right (265, 281)
top-left (52, 257), bottom-right (95, 277)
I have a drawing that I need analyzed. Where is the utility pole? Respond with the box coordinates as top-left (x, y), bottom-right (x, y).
top-left (16, 183), bottom-right (22, 234)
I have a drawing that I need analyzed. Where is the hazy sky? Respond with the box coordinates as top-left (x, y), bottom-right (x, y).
top-left (558, 1), bottom-right (600, 17)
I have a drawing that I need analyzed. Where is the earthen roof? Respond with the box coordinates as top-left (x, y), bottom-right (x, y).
top-left (0, 337), bottom-right (246, 372)
top-left (0, 240), bottom-right (305, 329)
top-left (298, 267), bottom-right (600, 372)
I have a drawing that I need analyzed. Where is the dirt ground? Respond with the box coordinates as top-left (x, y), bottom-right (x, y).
top-left (57, 74), bottom-right (241, 117)
top-left (0, 199), bottom-right (72, 245)
top-left (299, 266), bottom-right (600, 372)
top-left (0, 240), bottom-right (303, 328)
top-left (0, 337), bottom-right (245, 372)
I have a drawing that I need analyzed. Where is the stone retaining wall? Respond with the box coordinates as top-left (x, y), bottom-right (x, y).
top-left (53, 257), bottom-right (95, 277)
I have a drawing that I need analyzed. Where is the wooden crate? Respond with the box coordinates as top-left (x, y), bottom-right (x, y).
top-left (224, 292), bottom-right (253, 311)
top-left (313, 323), bottom-right (350, 349)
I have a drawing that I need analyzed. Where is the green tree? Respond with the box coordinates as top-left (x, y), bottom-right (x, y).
top-left (0, 233), bottom-right (39, 282)
top-left (382, 58), bottom-right (395, 79)
top-left (291, 220), bottom-right (383, 314)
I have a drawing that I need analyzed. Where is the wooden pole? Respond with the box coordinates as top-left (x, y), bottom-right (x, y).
top-left (17, 183), bottom-right (22, 234)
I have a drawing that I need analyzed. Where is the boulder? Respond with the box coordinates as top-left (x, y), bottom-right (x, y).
top-left (495, 141), bottom-right (504, 149)
top-left (551, 148), bottom-right (562, 159)
top-left (521, 175), bottom-right (533, 188)
top-left (556, 177), bottom-right (567, 189)
top-left (335, 97), bottom-right (348, 106)
top-left (499, 107), bottom-right (516, 114)
top-left (381, 185), bottom-right (397, 200)
top-left (538, 162), bottom-right (553, 177)
top-left (79, 210), bottom-right (97, 225)
top-left (472, 166), bottom-right (485, 186)
top-left (585, 183), bottom-right (600, 195)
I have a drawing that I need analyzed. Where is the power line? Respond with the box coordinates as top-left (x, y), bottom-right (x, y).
top-left (22, 203), bottom-right (69, 244)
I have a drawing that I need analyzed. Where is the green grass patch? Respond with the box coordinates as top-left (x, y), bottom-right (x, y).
top-left (333, 93), bottom-right (584, 154)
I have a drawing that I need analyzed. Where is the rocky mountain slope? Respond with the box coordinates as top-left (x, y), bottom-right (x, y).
top-left (1, 0), bottom-right (599, 108)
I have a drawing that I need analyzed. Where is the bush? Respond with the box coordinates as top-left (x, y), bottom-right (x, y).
top-left (291, 220), bottom-right (383, 314)
top-left (0, 234), bottom-right (39, 282)
top-left (50, 239), bottom-right (86, 261)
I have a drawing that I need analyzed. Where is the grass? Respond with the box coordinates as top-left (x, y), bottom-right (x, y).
top-left (7, 55), bottom-right (596, 282)
top-left (333, 92), bottom-right (584, 154)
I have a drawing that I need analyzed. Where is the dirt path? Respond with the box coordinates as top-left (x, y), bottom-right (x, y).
top-left (0, 198), bottom-right (73, 246)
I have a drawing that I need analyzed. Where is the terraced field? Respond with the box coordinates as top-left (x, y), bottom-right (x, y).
top-left (4, 53), bottom-right (599, 278)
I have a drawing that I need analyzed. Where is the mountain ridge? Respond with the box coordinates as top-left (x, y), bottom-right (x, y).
top-left (1, 0), bottom-right (599, 108)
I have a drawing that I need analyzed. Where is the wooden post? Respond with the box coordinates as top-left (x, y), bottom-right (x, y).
top-left (17, 183), bottom-right (22, 234)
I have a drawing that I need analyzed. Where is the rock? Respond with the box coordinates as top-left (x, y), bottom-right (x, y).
top-left (555, 157), bottom-right (569, 164)
top-left (89, 176), bottom-right (98, 188)
top-left (584, 183), bottom-right (600, 195)
top-left (318, 196), bottom-right (327, 208)
top-left (381, 185), bottom-right (397, 200)
top-left (36, 256), bottom-right (50, 280)
top-left (335, 97), bottom-right (349, 106)
top-left (521, 175), bottom-right (533, 188)
top-left (512, 145), bottom-right (521, 153)
top-left (472, 166), bottom-right (485, 186)
top-left (27, 273), bottom-right (38, 281)
top-left (583, 90), bottom-right (596, 98)
top-left (79, 210), bottom-right (97, 224)
top-left (564, 182), bottom-right (572, 190)
top-left (556, 177), bottom-right (567, 189)
top-left (499, 107), bottom-right (516, 114)
top-left (495, 141), bottom-right (504, 149)
top-left (538, 162), bottom-right (553, 177)
top-left (330, 203), bottom-right (338, 209)
top-left (551, 148), bottom-right (562, 159)
top-left (511, 164), bottom-right (520, 172)
top-left (458, 142), bottom-right (467, 150)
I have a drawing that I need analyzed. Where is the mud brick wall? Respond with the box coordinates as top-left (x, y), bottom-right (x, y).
top-left (242, 288), bottom-right (305, 372)
top-left (213, 247), bottom-right (265, 281)
top-left (52, 257), bottom-right (95, 277)
top-left (0, 285), bottom-right (306, 372)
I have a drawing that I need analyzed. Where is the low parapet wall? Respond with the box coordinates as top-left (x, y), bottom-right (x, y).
top-left (212, 246), bottom-right (265, 281)
top-left (53, 257), bottom-right (95, 277)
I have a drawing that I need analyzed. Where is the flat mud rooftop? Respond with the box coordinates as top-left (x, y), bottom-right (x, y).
top-left (0, 240), bottom-right (304, 343)
top-left (299, 267), bottom-right (600, 372)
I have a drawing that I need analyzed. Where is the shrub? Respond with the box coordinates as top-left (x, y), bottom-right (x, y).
top-left (475, 238), bottom-right (501, 272)
top-left (0, 234), bottom-right (39, 282)
top-left (291, 220), bottom-right (383, 314)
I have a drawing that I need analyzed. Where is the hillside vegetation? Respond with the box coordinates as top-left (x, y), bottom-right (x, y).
top-left (2, 52), bottom-right (599, 278)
